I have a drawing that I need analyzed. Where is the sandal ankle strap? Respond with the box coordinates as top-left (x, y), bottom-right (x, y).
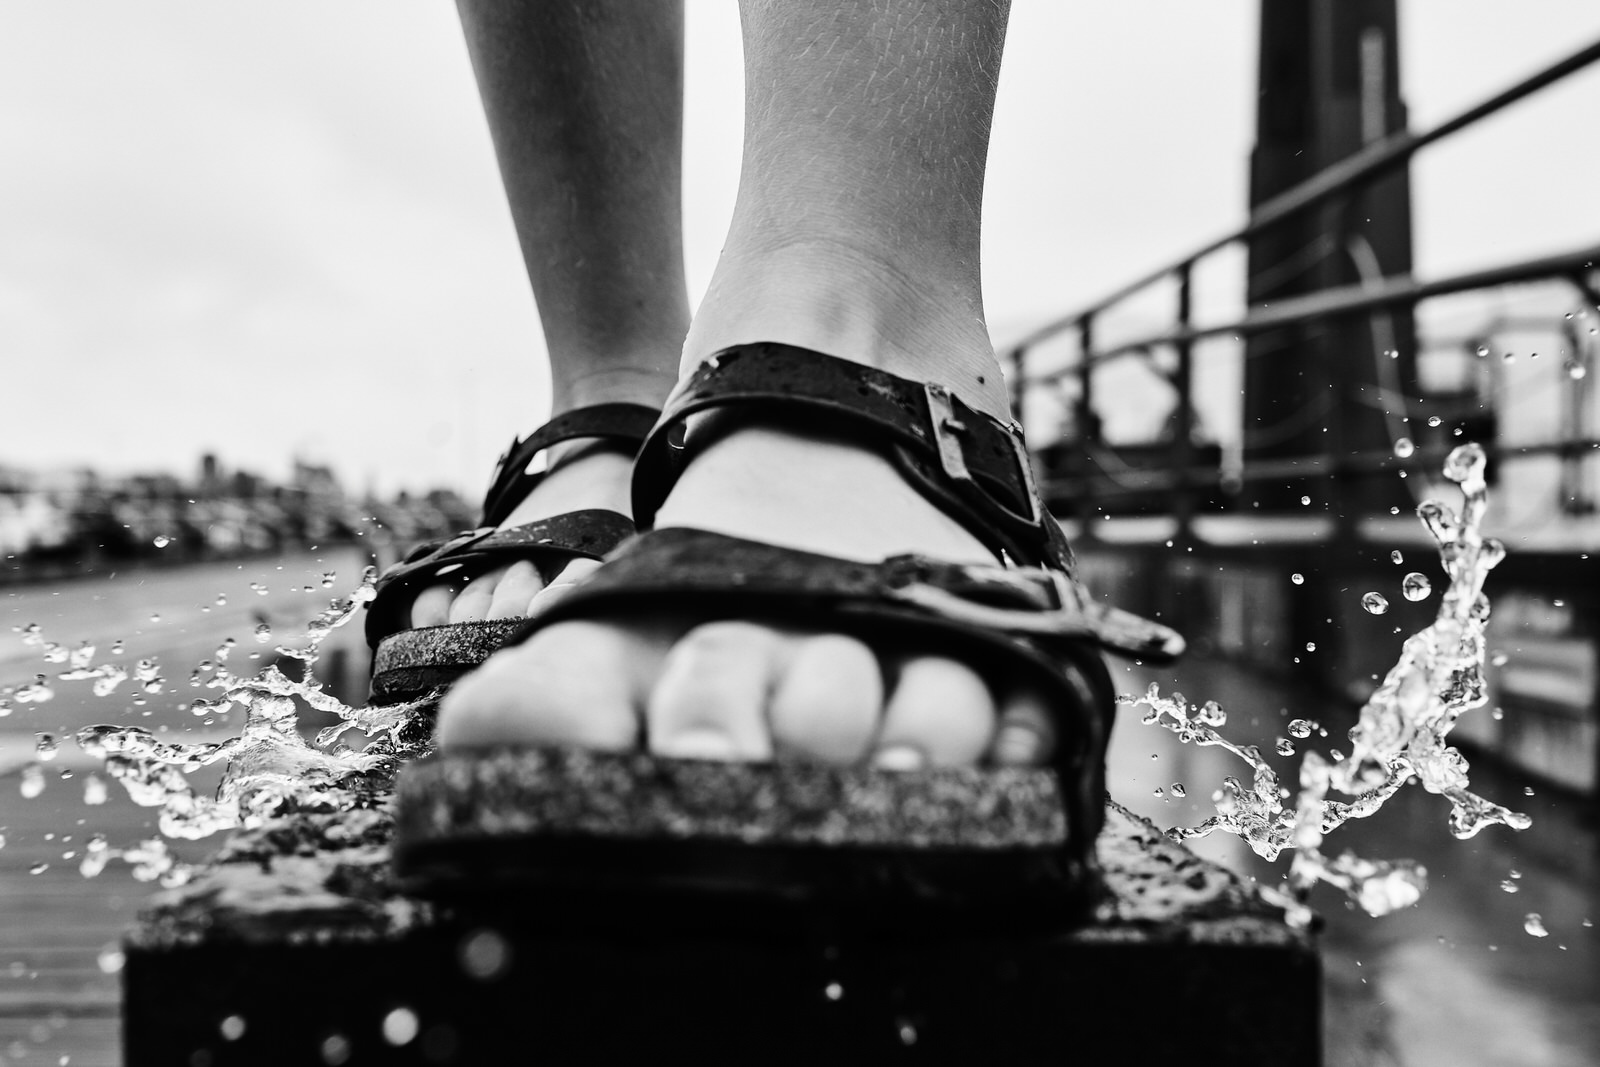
top-left (632, 344), bottom-right (1067, 569)
top-left (482, 402), bottom-right (660, 528)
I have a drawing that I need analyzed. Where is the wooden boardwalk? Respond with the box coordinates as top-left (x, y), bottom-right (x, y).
top-left (0, 768), bottom-right (160, 1067)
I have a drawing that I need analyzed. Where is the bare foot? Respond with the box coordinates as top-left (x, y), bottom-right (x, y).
top-left (438, 423), bottom-right (1058, 769)
top-left (406, 444), bottom-right (634, 627)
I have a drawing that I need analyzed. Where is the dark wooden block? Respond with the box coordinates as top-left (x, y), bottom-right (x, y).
top-left (123, 770), bottom-right (1319, 1066)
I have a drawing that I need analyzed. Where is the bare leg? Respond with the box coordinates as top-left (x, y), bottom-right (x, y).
top-left (442, 0), bottom-right (1054, 769)
top-left (411, 0), bottom-right (688, 627)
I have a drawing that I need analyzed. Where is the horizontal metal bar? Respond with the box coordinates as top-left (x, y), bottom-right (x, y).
top-left (1005, 36), bottom-right (1600, 358)
top-left (1038, 437), bottom-right (1600, 501)
top-left (1027, 242), bottom-right (1600, 383)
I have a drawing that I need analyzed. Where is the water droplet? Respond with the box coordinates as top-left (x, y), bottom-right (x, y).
top-left (1288, 719), bottom-right (1314, 739)
top-left (1503, 352), bottom-right (1516, 363)
top-left (1393, 437), bottom-right (1415, 458)
top-left (1565, 360), bottom-right (1587, 380)
top-left (1305, 642), bottom-right (1316, 652)
top-left (1170, 783), bottom-right (1187, 798)
top-left (152, 536), bottom-right (170, 548)
top-left (1523, 786), bottom-right (1535, 796)
top-left (1500, 879), bottom-right (1519, 893)
top-left (824, 983), bottom-right (843, 1001)
top-left (320, 1034), bottom-right (352, 1065)
top-left (29, 862), bottom-right (49, 875)
top-left (320, 572), bottom-right (338, 588)
top-left (1275, 737), bottom-right (1295, 756)
top-left (20, 763), bottom-right (46, 799)
top-left (1476, 345), bottom-right (1490, 357)
top-left (1390, 550), bottom-right (1403, 564)
top-left (1524, 913), bottom-right (1549, 938)
top-left (96, 945), bottom-right (125, 974)
top-left (253, 623), bottom-right (272, 643)
top-left (1443, 443), bottom-right (1487, 485)
top-left (1300, 495), bottom-right (1312, 506)
top-left (1425, 415), bottom-right (1441, 428)
top-left (1509, 869), bottom-right (1522, 879)
top-left (382, 1008), bottom-right (419, 1046)
top-left (215, 594), bottom-right (227, 606)
top-left (148, 613), bottom-right (160, 623)
top-left (35, 734), bottom-right (58, 762)
top-left (83, 774), bottom-right (107, 806)
top-left (897, 1021), bottom-right (918, 1046)
top-left (1402, 573), bottom-right (1432, 601)
top-left (1291, 573), bottom-right (1305, 585)
top-left (459, 929), bottom-right (510, 980)
top-left (1362, 592), bottom-right (1389, 615)
top-left (1389, 506), bottom-right (1400, 515)
top-left (219, 1016), bottom-right (247, 1042)
top-left (1153, 787), bottom-right (1165, 798)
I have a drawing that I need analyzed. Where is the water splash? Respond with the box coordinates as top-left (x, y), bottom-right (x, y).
top-left (1125, 443), bottom-right (1528, 923)
top-left (13, 564), bottom-right (441, 884)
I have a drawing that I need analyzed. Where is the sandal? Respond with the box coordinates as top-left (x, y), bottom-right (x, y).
top-left (364, 402), bottom-right (659, 705)
top-left (393, 344), bottom-right (1183, 924)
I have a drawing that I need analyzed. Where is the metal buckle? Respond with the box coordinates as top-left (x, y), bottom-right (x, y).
top-left (924, 384), bottom-right (1044, 527)
top-left (923, 383), bottom-right (972, 482)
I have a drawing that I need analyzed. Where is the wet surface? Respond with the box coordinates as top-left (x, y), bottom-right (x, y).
top-left (1112, 655), bottom-right (1600, 1067)
top-left (0, 552), bottom-right (1596, 1064)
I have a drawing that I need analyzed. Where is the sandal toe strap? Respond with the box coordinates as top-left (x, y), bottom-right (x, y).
top-left (365, 509), bottom-right (636, 648)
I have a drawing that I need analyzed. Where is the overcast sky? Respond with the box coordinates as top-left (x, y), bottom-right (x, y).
top-left (3, 2), bottom-right (1597, 495)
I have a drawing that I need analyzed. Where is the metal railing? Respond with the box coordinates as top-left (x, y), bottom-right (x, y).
top-left (1006, 37), bottom-right (1600, 542)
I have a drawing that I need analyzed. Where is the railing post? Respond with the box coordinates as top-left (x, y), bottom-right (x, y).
top-left (1077, 315), bottom-right (1099, 539)
top-left (1171, 263), bottom-right (1197, 545)
top-left (1008, 345), bottom-right (1027, 427)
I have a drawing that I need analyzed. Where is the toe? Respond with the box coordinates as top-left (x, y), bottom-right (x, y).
top-left (646, 621), bottom-right (785, 762)
top-left (767, 633), bottom-right (881, 764)
top-left (875, 655), bottom-right (995, 769)
top-left (991, 684), bottom-right (1057, 765)
top-left (410, 583), bottom-right (459, 628)
top-left (448, 566), bottom-right (508, 624)
top-left (485, 561), bottom-right (545, 620)
top-left (438, 620), bottom-right (658, 751)
top-left (525, 558), bottom-right (602, 617)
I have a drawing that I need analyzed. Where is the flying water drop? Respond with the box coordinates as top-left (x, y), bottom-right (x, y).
top-left (1402, 572), bottom-right (1432, 601)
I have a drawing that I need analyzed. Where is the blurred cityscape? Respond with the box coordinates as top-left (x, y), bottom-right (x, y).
top-left (0, 452), bottom-right (476, 586)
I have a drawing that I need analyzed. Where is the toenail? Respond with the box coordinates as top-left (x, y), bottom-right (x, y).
top-left (872, 745), bottom-right (927, 772)
top-left (992, 725), bottom-right (1042, 764)
top-left (660, 729), bottom-right (739, 762)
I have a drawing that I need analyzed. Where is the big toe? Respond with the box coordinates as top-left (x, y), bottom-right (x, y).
top-left (438, 619), bottom-right (658, 752)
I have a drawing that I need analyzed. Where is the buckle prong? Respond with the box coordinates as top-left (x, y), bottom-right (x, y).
top-left (924, 383), bottom-right (972, 482)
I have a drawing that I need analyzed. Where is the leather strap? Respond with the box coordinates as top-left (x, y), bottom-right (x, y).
top-left (483, 402), bottom-right (660, 528)
top-left (631, 345), bottom-right (1064, 570)
top-left (364, 509), bottom-right (638, 649)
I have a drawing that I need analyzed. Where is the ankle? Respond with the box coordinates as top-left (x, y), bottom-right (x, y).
top-left (552, 367), bottom-right (676, 417)
top-left (682, 237), bottom-right (1011, 421)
